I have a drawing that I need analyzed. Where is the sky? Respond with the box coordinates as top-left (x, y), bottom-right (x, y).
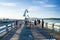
top-left (0, 0), bottom-right (60, 19)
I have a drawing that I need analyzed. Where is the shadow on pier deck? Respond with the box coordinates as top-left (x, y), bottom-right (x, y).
top-left (0, 20), bottom-right (59, 40)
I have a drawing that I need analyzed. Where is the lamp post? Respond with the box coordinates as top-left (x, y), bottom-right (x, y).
top-left (23, 9), bottom-right (28, 19)
top-left (23, 9), bottom-right (29, 24)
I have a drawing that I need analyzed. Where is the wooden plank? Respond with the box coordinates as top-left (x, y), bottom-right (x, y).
top-left (10, 24), bottom-right (24, 40)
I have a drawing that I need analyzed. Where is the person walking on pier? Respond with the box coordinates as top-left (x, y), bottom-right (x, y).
top-left (34, 20), bottom-right (37, 26)
top-left (42, 19), bottom-right (44, 29)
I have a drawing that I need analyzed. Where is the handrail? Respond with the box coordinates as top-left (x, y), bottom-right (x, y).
top-left (44, 22), bottom-right (60, 33)
top-left (0, 21), bottom-right (16, 38)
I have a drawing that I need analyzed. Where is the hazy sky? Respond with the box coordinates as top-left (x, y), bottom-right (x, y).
top-left (0, 0), bottom-right (60, 19)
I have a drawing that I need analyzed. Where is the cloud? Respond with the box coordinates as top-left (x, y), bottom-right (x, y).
top-left (33, 0), bottom-right (57, 8)
top-left (33, 0), bottom-right (48, 4)
top-left (27, 6), bottom-right (39, 11)
top-left (43, 4), bottom-right (57, 7)
top-left (0, 2), bottom-right (17, 6)
top-left (34, 1), bottom-right (45, 4)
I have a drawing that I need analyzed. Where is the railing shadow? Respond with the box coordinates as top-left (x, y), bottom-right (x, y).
top-left (34, 27), bottom-right (56, 39)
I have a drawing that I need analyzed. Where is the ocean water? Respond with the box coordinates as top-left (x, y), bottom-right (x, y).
top-left (44, 20), bottom-right (60, 23)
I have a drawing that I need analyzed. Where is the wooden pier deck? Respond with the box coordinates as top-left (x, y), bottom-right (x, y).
top-left (10, 24), bottom-right (24, 40)
top-left (0, 21), bottom-right (59, 40)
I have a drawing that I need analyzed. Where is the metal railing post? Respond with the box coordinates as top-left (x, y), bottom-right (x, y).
top-left (59, 26), bottom-right (60, 33)
top-left (46, 22), bottom-right (48, 28)
top-left (11, 23), bottom-right (13, 29)
top-left (6, 24), bottom-right (8, 32)
top-left (52, 23), bottom-right (54, 32)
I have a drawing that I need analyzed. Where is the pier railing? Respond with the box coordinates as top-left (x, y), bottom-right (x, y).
top-left (44, 22), bottom-right (60, 33)
top-left (0, 21), bottom-right (17, 38)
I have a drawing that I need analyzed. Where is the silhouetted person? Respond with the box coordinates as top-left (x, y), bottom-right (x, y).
top-left (25, 21), bottom-right (27, 25)
top-left (37, 19), bottom-right (40, 24)
top-left (42, 19), bottom-right (44, 28)
top-left (34, 20), bottom-right (37, 25)
top-left (16, 21), bottom-right (18, 25)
